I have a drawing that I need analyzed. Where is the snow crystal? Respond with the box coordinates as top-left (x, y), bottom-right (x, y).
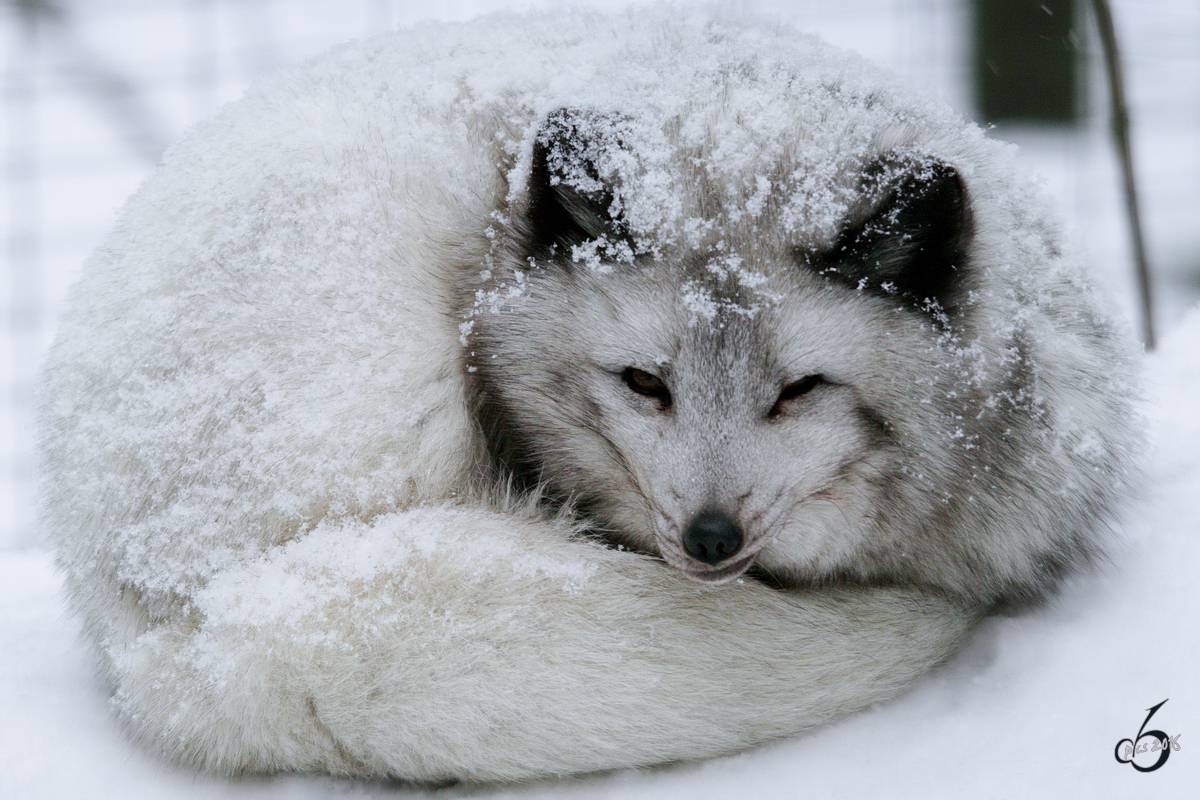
top-left (680, 281), bottom-right (720, 326)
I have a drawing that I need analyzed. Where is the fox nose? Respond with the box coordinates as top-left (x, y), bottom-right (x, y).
top-left (682, 510), bottom-right (744, 564)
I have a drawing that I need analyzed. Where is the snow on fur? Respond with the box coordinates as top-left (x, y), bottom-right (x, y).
top-left (37, 8), bottom-right (1136, 782)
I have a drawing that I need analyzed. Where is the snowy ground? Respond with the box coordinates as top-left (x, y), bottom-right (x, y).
top-left (3, 2), bottom-right (1198, 798)
top-left (3, 308), bottom-right (1197, 799)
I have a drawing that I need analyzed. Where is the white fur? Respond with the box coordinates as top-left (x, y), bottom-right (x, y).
top-left (37, 9), bottom-right (1130, 782)
top-left (105, 502), bottom-right (969, 779)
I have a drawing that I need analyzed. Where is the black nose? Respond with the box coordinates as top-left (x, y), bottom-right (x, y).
top-left (682, 510), bottom-right (744, 565)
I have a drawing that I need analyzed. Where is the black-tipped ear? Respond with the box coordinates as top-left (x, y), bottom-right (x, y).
top-left (525, 108), bottom-right (629, 262)
top-left (815, 157), bottom-right (973, 317)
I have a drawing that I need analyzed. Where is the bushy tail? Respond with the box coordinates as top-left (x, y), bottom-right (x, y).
top-left (109, 502), bottom-right (975, 782)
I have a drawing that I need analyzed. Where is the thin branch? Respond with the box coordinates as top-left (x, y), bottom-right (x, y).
top-left (1089, 0), bottom-right (1155, 350)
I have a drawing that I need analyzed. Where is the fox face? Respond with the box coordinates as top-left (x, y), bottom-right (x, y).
top-left (468, 107), bottom-right (982, 588)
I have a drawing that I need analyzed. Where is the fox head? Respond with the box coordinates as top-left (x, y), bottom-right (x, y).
top-left (467, 106), bottom-right (983, 588)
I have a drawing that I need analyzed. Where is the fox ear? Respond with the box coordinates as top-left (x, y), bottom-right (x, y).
top-left (524, 107), bottom-right (629, 261)
top-left (817, 156), bottom-right (973, 317)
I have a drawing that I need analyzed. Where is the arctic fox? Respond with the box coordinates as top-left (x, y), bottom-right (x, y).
top-left (38, 10), bottom-right (1137, 783)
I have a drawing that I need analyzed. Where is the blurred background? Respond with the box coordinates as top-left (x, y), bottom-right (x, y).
top-left (1, 0), bottom-right (1197, 549)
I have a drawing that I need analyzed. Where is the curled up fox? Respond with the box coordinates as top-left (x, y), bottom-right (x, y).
top-left (37, 9), bottom-right (1139, 782)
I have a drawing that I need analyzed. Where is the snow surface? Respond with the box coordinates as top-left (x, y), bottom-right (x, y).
top-left (3, 306), bottom-right (1196, 797)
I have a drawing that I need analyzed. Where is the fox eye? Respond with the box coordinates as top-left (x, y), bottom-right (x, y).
top-left (768, 374), bottom-right (824, 419)
top-left (621, 367), bottom-right (672, 408)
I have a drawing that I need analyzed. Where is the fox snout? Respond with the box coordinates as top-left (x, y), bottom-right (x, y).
top-left (675, 507), bottom-right (756, 583)
top-left (682, 510), bottom-right (744, 564)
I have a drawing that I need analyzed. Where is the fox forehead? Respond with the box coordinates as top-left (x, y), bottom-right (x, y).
top-left (525, 256), bottom-right (919, 388)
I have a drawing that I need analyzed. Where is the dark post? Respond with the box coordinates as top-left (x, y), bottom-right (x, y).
top-left (974, 0), bottom-right (1081, 124)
